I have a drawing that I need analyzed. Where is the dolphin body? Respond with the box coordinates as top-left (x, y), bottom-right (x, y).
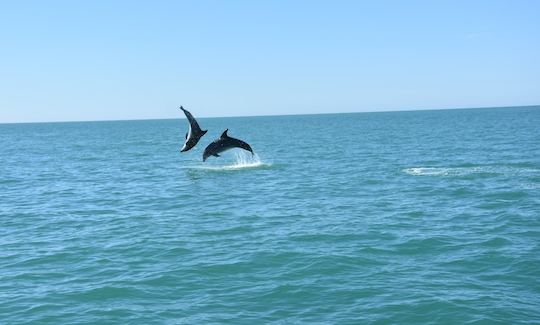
top-left (180, 106), bottom-right (207, 152)
top-left (203, 129), bottom-right (254, 161)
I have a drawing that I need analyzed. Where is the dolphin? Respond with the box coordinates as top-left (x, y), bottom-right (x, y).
top-left (203, 129), bottom-right (254, 161)
top-left (179, 106), bottom-right (207, 152)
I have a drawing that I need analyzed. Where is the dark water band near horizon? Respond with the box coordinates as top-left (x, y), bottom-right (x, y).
top-left (1, 106), bottom-right (539, 324)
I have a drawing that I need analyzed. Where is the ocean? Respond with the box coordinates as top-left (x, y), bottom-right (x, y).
top-left (1, 106), bottom-right (539, 324)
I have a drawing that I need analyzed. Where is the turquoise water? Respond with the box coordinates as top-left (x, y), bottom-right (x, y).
top-left (1, 106), bottom-right (539, 324)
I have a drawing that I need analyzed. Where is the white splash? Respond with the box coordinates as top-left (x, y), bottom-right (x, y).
top-left (193, 151), bottom-right (271, 171)
top-left (224, 152), bottom-right (266, 170)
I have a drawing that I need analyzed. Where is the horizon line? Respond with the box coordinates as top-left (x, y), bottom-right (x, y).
top-left (1, 103), bottom-right (539, 125)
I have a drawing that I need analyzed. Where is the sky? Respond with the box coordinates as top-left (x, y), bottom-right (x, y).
top-left (0, 0), bottom-right (539, 123)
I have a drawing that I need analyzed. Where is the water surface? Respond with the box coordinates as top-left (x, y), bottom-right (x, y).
top-left (1, 106), bottom-right (539, 324)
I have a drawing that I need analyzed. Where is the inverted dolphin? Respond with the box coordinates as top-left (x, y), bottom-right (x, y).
top-left (179, 106), bottom-right (207, 152)
top-left (203, 129), bottom-right (254, 161)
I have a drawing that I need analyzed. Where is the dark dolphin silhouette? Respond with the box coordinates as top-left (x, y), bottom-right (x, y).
top-left (179, 106), bottom-right (207, 152)
top-left (203, 129), bottom-right (254, 162)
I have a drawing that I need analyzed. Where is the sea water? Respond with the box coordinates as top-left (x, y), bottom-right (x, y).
top-left (1, 106), bottom-right (539, 324)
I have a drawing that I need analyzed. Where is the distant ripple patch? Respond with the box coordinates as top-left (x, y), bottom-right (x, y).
top-left (403, 166), bottom-right (540, 177)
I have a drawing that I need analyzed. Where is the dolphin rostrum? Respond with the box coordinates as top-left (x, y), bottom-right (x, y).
top-left (179, 106), bottom-right (207, 152)
top-left (203, 129), bottom-right (254, 161)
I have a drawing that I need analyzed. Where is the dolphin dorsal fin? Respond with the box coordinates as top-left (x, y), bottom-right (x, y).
top-left (220, 129), bottom-right (229, 138)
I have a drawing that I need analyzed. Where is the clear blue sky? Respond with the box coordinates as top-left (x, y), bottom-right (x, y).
top-left (1, 0), bottom-right (539, 123)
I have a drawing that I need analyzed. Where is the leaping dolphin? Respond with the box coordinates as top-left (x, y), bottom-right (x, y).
top-left (203, 129), bottom-right (254, 161)
top-left (179, 106), bottom-right (207, 152)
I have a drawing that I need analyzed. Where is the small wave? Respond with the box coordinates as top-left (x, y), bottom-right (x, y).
top-left (191, 152), bottom-right (271, 171)
top-left (404, 167), bottom-right (453, 176)
top-left (403, 166), bottom-right (540, 177)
